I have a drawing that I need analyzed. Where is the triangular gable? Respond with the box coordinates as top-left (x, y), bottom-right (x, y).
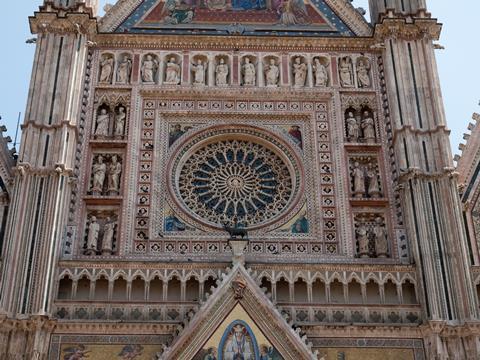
top-left (161, 264), bottom-right (318, 359)
top-left (99, 0), bottom-right (371, 37)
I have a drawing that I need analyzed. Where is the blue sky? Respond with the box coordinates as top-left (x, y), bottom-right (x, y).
top-left (0, 0), bottom-right (478, 156)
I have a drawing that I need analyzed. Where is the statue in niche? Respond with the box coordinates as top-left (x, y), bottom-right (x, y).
top-left (288, 125), bottom-right (303, 149)
top-left (373, 217), bottom-right (388, 257)
top-left (242, 57), bottom-right (256, 86)
top-left (265, 58), bottom-right (279, 87)
top-left (86, 216), bottom-right (100, 254)
top-left (366, 163), bottom-right (381, 198)
top-left (339, 57), bottom-right (354, 88)
top-left (116, 55), bottom-right (132, 84)
top-left (361, 111), bottom-right (376, 143)
top-left (107, 155), bottom-right (122, 195)
top-left (352, 162), bottom-right (365, 198)
top-left (356, 219), bottom-right (370, 258)
top-left (165, 57), bottom-right (181, 85)
top-left (357, 59), bottom-right (371, 88)
top-left (141, 55), bottom-right (158, 83)
top-left (216, 58), bottom-right (229, 86)
top-left (192, 59), bottom-right (206, 85)
top-left (114, 106), bottom-right (126, 138)
top-left (91, 156), bottom-right (107, 194)
top-left (346, 111), bottom-right (359, 142)
top-left (101, 217), bottom-right (116, 255)
top-left (313, 58), bottom-right (328, 87)
top-left (94, 108), bottom-right (110, 138)
top-left (292, 57), bottom-right (307, 87)
top-left (99, 55), bottom-right (114, 84)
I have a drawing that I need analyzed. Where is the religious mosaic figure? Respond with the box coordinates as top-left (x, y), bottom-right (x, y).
top-left (114, 107), bottom-right (126, 138)
top-left (92, 156), bottom-right (107, 194)
top-left (265, 58), bottom-right (279, 87)
top-left (291, 214), bottom-right (309, 233)
top-left (346, 112), bottom-right (359, 142)
top-left (118, 344), bottom-right (144, 359)
top-left (313, 58), bottom-right (328, 87)
top-left (169, 124), bottom-right (186, 146)
top-left (288, 125), bottom-right (303, 149)
top-left (361, 111), bottom-right (376, 143)
top-left (165, 57), bottom-right (181, 85)
top-left (357, 59), bottom-right (371, 88)
top-left (292, 57), bottom-right (307, 87)
top-left (232, 0), bottom-right (266, 10)
top-left (107, 155), bottom-right (122, 194)
top-left (62, 345), bottom-right (90, 360)
top-left (116, 55), bottom-right (132, 84)
top-left (216, 58), bottom-right (229, 86)
top-left (242, 57), bottom-right (256, 86)
top-left (339, 56), bottom-right (354, 87)
top-left (203, 347), bottom-right (217, 360)
top-left (373, 217), bottom-right (388, 257)
top-left (356, 219), bottom-right (370, 258)
top-left (101, 217), bottom-right (116, 255)
top-left (224, 324), bottom-right (253, 360)
top-left (352, 162), bottom-right (365, 198)
top-left (165, 211), bottom-right (186, 232)
top-left (279, 0), bottom-right (309, 25)
top-left (141, 55), bottom-right (158, 83)
top-left (86, 216), bottom-right (100, 254)
top-left (366, 163), bottom-right (381, 198)
top-left (163, 0), bottom-right (194, 24)
top-left (95, 108), bottom-right (110, 138)
top-left (192, 59), bottom-right (206, 85)
top-left (99, 55), bottom-right (114, 84)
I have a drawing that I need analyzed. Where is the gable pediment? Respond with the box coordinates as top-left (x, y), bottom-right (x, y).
top-left (161, 264), bottom-right (318, 360)
top-left (99, 0), bottom-right (371, 37)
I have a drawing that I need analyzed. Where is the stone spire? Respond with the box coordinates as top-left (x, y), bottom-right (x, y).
top-left (369, 0), bottom-right (480, 357)
top-left (43, 0), bottom-right (99, 16)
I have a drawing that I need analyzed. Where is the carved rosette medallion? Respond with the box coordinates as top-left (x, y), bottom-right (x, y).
top-left (168, 126), bottom-right (304, 231)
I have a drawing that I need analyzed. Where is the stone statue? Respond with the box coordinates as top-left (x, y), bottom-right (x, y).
top-left (141, 55), bottom-right (158, 83)
top-left (192, 59), bottom-right (206, 85)
top-left (242, 57), bottom-right (256, 86)
top-left (356, 220), bottom-right (370, 258)
top-left (102, 217), bottom-right (116, 255)
top-left (362, 111), bottom-right (376, 143)
top-left (373, 217), bottom-right (388, 257)
top-left (165, 57), bottom-right (181, 85)
top-left (366, 164), bottom-right (381, 198)
top-left (357, 59), bottom-right (371, 88)
top-left (92, 156), bottom-right (107, 194)
top-left (352, 162), bottom-right (365, 198)
top-left (107, 155), bottom-right (122, 194)
top-left (116, 55), bottom-right (132, 84)
top-left (114, 107), bottom-right (126, 138)
top-left (86, 216), bottom-right (100, 254)
top-left (99, 55), bottom-right (114, 84)
top-left (265, 58), bottom-right (279, 87)
top-left (292, 57), bottom-right (307, 87)
top-left (346, 112), bottom-right (359, 142)
top-left (339, 57), bottom-right (354, 88)
top-left (313, 58), bottom-right (328, 87)
top-left (95, 108), bottom-right (110, 138)
top-left (216, 58), bottom-right (229, 86)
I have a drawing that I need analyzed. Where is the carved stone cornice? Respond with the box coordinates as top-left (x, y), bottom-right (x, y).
top-left (14, 163), bottom-right (74, 177)
top-left (420, 320), bottom-right (480, 337)
top-left (93, 33), bottom-right (379, 52)
top-left (29, 11), bottom-right (97, 35)
top-left (398, 167), bottom-right (458, 184)
top-left (0, 315), bottom-right (57, 333)
top-left (54, 321), bottom-right (176, 334)
top-left (304, 324), bottom-right (422, 338)
top-left (391, 124), bottom-right (451, 144)
top-left (373, 18), bottom-right (442, 42)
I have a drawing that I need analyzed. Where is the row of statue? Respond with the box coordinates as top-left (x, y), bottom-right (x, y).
top-left (94, 106), bottom-right (127, 139)
top-left (85, 216), bottom-right (117, 255)
top-left (356, 217), bottom-right (388, 258)
top-left (99, 53), bottom-right (371, 88)
top-left (351, 161), bottom-right (382, 198)
top-left (91, 155), bottom-right (122, 196)
top-left (345, 110), bottom-right (376, 143)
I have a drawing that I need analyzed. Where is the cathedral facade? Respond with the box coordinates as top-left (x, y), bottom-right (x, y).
top-left (0, 0), bottom-right (479, 358)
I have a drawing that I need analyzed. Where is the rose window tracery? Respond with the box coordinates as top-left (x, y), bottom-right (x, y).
top-left (169, 128), bottom-right (303, 230)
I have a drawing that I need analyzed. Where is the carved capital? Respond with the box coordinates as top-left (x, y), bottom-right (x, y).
top-left (374, 18), bottom-right (442, 42)
top-left (29, 12), bottom-right (97, 36)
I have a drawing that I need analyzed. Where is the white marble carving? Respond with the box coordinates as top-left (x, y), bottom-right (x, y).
top-left (102, 217), bottom-right (116, 255)
top-left (292, 57), bottom-right (307, 87)
top-left (99, 54), bottom-right (114, 84)
top-left (346, 111), bottom-right (359, 142)
top-left (165, 57), bottom-right (181, 85)
top-left (352, 162), bottom-right (365, 198)
top-left (361, 111), bottom-right (376, 143)
top-left (86, 216), bottom-right (100, 254)
top-left (265, 58), bottom-right (279, 87)
top-left (114, 106), bottom-right (126, 138)
top-left (192, 59), bottom-right (206, 86)
top-left (215, 58), bottom-right (229, 86)
top-left (91, 156), bottom-right (107, 194)
top-left (242, 57), bottom-right (256, 86)
top-left (357, 58), bottom-right (371, 88)
top-left (116, 55), bottom-right (132, 84)
top-left (94, 108), bottom-right (110, 138)
top-left (356, 219), bottom-right (370, 258)
top-left (339, 56), bottom-right (354, 88)
top-left (373, 217), bottom-right (388, 257)
top-left (366, 163), bottom-right (381, 198)
top-left (107, 155), bottom-right (122, 195)
top-left (141, 55), bottom-right (159, 84)
top-left (313, 58), bottom-right (328, 87)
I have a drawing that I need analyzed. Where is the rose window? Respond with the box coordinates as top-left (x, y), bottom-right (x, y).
top-left (169, 128), bottom-right (303, 230)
